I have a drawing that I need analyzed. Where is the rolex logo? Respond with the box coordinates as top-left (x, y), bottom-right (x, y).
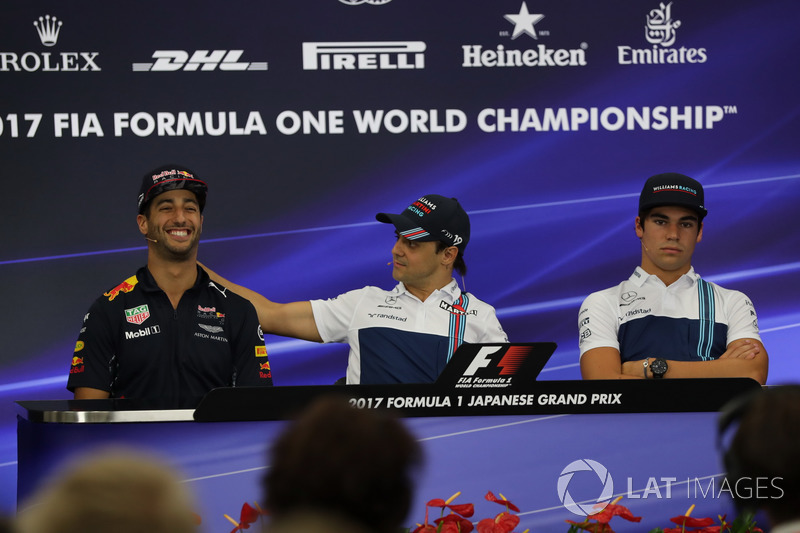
top-left (34, 15), bottom-right (62, 47)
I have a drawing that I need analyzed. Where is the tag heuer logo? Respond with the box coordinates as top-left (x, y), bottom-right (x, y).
top-left (125, 304), bottom-right (150, 325)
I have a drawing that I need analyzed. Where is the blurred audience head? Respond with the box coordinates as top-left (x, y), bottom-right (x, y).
top-left (720, 385), bottom-right (800, 528)
top-left (263, 395), bottom-right (423, 533)
top-left (16, 447), bottom-right (198, 533)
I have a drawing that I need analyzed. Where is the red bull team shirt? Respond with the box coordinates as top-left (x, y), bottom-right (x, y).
top-left (67, 265), bottom-right (272, 405)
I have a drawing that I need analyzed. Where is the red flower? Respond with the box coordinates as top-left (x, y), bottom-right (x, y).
top-left (668, 514), bottom-right (715, 529)
top-left (226, 502), bottom-right (265, 533)
top-left (426, 497), bottom-right (475, 518)
top-left (589, 502), bottom-right (642, 525)
top-left (448, 503), bottom-right (476, 518)
top-left (484, 491), bottom-right (520, 513)
top-left (436, 513), bottom-right (475, 533)
top-left (413, 493), bottom-right (476, 532)
top-left (476, 511), bottom-right (520, 533)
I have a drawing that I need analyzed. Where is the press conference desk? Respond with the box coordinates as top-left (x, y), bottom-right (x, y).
top-left (17, 379), bottom-right (760, 533)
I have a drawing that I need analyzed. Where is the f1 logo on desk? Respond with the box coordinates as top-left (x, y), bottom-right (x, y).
top-left (463, 345), bottom-right (531, 377)
top-left (438, 342), bottom-right (555, 389)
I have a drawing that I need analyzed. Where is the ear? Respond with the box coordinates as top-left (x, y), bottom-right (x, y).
top-left (137, 213), bottom-right (148, 236)
top-left (635, 216), bottom-right (644, 239)
top-left (696, 221), bottom-right (703, 243)
top-left (441, 246), bottom-right (458, 267)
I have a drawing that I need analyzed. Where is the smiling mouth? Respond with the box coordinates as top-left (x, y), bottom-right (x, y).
top-left (166, 228), bottom-right (191, 238)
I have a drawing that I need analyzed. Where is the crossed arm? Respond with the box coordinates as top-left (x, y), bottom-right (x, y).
top-left (580, 338), bottom-right (768, 384)
top-left (198, 262), bottom-right (323, 343)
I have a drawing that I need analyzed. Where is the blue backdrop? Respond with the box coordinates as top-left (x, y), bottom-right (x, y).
top-left (2, 0), bottom-right (799, 517)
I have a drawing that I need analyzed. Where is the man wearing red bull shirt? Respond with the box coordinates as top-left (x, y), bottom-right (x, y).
top-left (67, 165), bottom-right (272, 405)
top-left (202, 194), bottom-right (508, 385)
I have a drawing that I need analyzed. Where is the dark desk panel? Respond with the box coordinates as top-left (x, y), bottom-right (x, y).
top-left (17, 379), bottom-right (761, 532)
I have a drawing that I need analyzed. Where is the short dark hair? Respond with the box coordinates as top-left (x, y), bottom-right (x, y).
top-left (436, 241), bottom-right (467, 277)
top-left (263, 396), bottom-right (422, 533)
top-left (725, 386), bottom-right (800, 525)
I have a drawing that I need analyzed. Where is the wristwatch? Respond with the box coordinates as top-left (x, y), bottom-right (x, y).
top-left (649, 358), bottom-right (668, 379)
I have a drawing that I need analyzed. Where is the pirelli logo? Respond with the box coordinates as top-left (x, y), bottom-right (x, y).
top-left (302, 41), bottom-right (426, 70)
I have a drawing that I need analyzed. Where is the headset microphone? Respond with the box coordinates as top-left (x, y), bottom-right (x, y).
top-left (145, 237), bottom-right (158, 243)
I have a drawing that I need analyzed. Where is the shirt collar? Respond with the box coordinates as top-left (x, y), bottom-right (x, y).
top-left (394, 278), bottom-right (461, 301)
top-left (629, 266), bottom-right (700, 288)
top-left (139, 264), bottom-right (207, 292)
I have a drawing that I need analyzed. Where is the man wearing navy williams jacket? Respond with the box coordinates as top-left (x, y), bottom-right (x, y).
top-left (204, 194), bottom-right (508, 385)
top-left (68, 165), bottom-right (272, 405)
top-left (579, 173), bottom-right (767, 383)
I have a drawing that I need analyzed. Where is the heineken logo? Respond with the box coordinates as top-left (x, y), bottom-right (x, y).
top-left (125, 304), bottom-right (150, 325)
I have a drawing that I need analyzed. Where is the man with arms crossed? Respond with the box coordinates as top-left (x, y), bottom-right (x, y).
top-left (68, 165), bottom-right (272, 404)
top-left (579, 173), bottom-right (767, 383)
top-left (204, 194), bottom-right (508, 385)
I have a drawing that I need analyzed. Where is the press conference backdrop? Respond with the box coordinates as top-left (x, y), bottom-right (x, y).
top-left (1, 0), bottom-right (799, 512)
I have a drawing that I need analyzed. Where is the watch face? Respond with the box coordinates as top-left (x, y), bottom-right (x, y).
top-left (651, 358), bottom-right (668, 376)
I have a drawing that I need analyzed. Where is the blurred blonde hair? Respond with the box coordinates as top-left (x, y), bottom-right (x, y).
top-left (16, 447), bottom-right (198, 533)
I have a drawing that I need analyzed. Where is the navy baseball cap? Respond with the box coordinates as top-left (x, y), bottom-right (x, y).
top-left (639, 172), bottom-right (707, 219)
top-left (137, 164), bottom-right (208, 214)
top-left (376, 194), bottom-right (470, 252)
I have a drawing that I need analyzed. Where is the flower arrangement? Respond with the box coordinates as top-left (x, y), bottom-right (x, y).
top-left (407, 491), bottom-right (527, 533)
top-left (222, 495), bottom-right (762, 533)
top-left (566, 500), bottom-right (762, 533)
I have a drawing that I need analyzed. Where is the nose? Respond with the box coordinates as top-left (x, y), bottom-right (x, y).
top-left (391, 238), bottom-right (404, 256)
top-left (665, 223), bottom-right (679, 240)
top-left (173, 207), bottom-right (188, 223)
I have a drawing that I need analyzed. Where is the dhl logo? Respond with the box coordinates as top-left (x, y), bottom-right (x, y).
top-left (255, 346), bottom-right (268, 358)
top-left (104, 275), bottom-right (138, 301)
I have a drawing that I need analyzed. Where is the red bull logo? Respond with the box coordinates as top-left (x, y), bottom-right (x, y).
top-left (70, 355), bottom-right (85, 374)
top-left (104, 275), bottom-right (138, 301)
top-left (259, 361), bottom-right (270, 370)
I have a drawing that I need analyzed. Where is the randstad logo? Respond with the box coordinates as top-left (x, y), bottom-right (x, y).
top-left (557, 459), bottom-right (614, 516)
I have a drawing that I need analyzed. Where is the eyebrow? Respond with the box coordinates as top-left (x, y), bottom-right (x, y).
top-left (155, 196), bottom-right (199, 207)
top-left (649, 212), bottom-right (699, 223)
